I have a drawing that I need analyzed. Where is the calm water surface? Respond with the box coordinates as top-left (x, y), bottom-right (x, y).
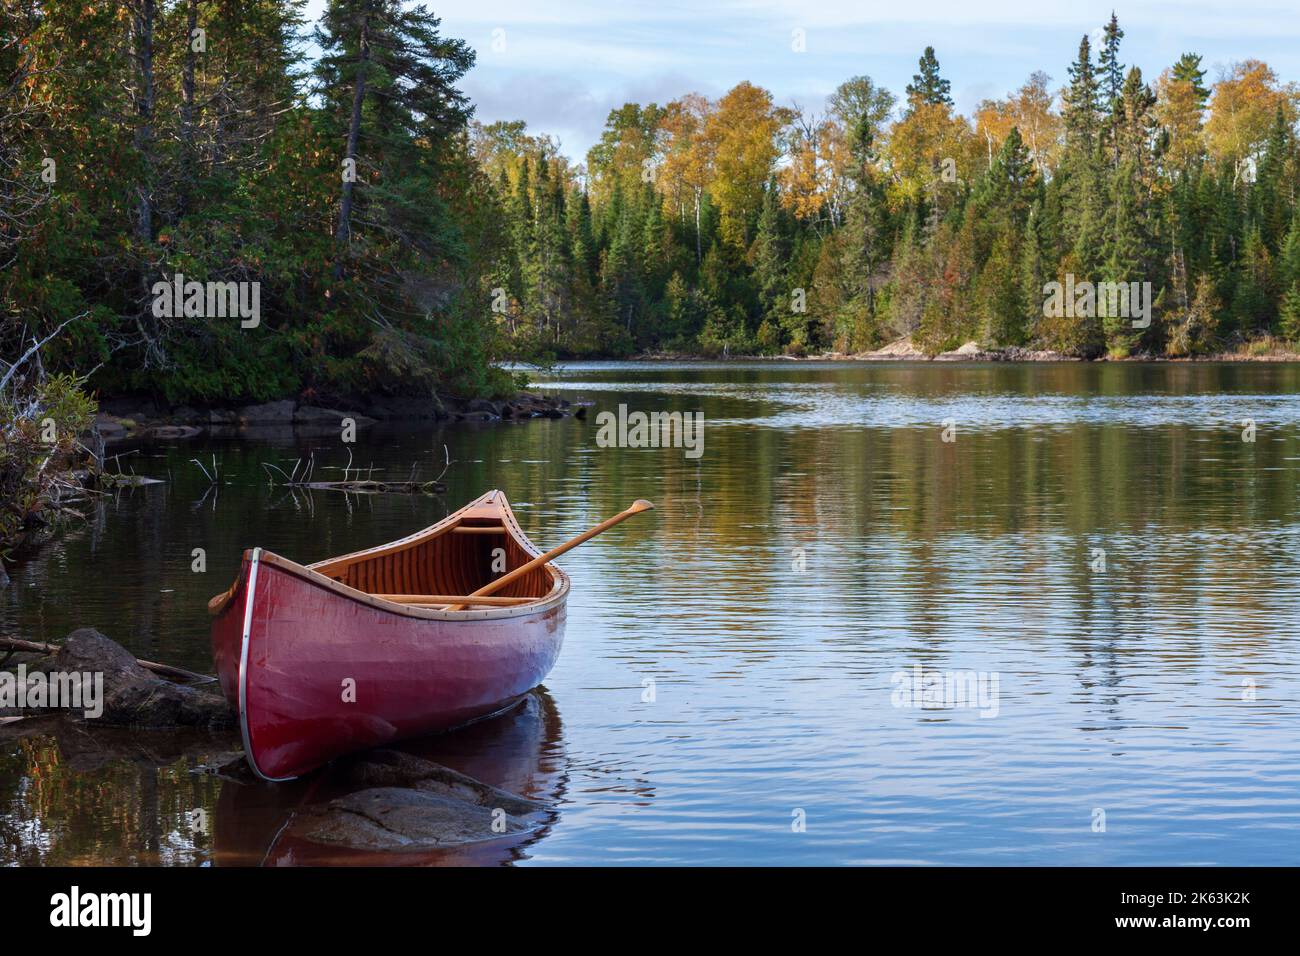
top-left (4, 361), bottom-right (1300, 865)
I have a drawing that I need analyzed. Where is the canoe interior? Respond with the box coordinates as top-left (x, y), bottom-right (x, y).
top-left (306, 491), bottom-right (555, 603)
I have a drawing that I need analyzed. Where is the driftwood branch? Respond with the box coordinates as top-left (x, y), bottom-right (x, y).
top-left (0, 636), bottom-right (214, 684)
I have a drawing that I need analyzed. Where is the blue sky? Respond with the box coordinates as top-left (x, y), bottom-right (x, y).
top-left (304, 1), bottom-right (1300, 162)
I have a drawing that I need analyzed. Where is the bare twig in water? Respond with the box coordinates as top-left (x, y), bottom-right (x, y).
top-left (261, 461), bottom-right (295, 485)
top-left (434, 444), bottom-right (452, 483)
top-left (259, 449), bottom-right (446, 496)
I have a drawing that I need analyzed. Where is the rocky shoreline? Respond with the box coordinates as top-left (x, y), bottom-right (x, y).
top-left (0, 391), bottom-right (582, 573)
top-left (639, 337), bottom-right (1300, 363)
top-left (92, 390), bottom-right (584, 445)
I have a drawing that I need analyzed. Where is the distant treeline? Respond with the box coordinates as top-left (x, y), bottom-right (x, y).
top-left (485, 14), bottom-right (1300, 359)
top-left (3, 7), bottom-right (1300, 414)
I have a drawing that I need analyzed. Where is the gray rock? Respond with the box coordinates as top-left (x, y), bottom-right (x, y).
top-left (339, 749), bottom-right (541, 814)
top-left (294, 406), bottom-right (375, 427)
top-left (288, 749), bottom-right (547, 849)
top-left (52, 628), bottom-right (234, 729)
top-left (93, 414), bottom-right (127, 436)
top-left (359, 395), bottom-right (446, 420)
top-left (465, 398), bottom-right (500, 416)
top-left (143, 425), bottom-right (202, 440)
top-left (291, 788), bottom-right (531, 849)
top-left (238, 399), bottom-right (296, 424)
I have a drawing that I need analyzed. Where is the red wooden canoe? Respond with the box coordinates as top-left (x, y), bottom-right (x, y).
top-left (209, 490), bottom-right (568, 781)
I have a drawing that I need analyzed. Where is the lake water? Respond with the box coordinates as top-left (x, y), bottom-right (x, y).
top-left (4, 361), bottom-right (1300, 865)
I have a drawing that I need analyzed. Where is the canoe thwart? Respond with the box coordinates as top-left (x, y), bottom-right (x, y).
top-left (372, 594), bottom-right (536, 606)
top-left (443, 498), bottom-right (655, 610)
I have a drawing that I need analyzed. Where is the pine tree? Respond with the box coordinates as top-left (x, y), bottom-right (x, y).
top-left (1168, 273), bottom-right (1221, 355)
top-left (1231, 227), bottom-right (1275, 334)
top-left (905, 47), bottom-right (953, 111)
top-left (968, 129), bottom-right (1037, 346)
top-left (314, 0), bottom-right (474, 274)
top-left (524, 158), bottom-right (573, 347)
top-left (1059, 36), bottom-right (1106, 291)
top-left (1250, 108), bottom-right (1295, 252)
top-left (834, 117), bottom-right (890, 349)
top-left (1279, 210), bottom-right (1300, 292)
top-left (567, 189), bottom-right (598, 285)
top-left (1279, 284), bottom-right (1300, 342)
top-left (1020, 201), bottom-right (1047, 341)
top-left (750, 183), bottom-right (790, 350)
top-left (1172, 52), bottom-right (1210, 107)
top-left (1100, 68), bottom-right (1161, 353)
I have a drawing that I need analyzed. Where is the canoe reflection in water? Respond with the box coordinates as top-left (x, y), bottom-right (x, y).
top-left (213, 687), bottom-right (566, 866)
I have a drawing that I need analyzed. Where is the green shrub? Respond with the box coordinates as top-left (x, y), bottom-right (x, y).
top-left (0, 374), bottom-right (97, 558)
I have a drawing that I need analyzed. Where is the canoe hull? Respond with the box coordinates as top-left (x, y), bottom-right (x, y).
top-left (211, 550), bottom-right (566, 781)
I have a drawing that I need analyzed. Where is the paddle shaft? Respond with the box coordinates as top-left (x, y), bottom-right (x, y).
top-left (444, 500), bottom-right (653, 610)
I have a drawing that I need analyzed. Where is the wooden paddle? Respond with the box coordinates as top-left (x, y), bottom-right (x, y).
top-left (444, 499), bottom-right (655, 611)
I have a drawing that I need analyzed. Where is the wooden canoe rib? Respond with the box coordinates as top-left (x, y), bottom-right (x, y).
top-left (209, 490), bottom-right (569, 782)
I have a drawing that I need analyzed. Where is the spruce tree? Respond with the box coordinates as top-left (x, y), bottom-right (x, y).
top-left (1100, 14), bottom-right (1126, 99)
top-left (1063, 36), bottom-right (1102, 151)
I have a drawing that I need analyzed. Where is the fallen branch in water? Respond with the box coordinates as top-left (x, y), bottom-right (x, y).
top-left (298, 478), bottom-right (446, 494)
top-left (0, 636), bottom-right (215, 684)
top-left (260, 447), bottom-right (448, 495)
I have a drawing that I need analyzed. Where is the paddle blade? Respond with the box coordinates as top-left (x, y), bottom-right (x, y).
top-left (629, 499), bottom-right (655, 513)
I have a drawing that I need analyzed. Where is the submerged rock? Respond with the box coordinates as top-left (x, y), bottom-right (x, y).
top-left (287, 748), bottom-right (548, 850)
